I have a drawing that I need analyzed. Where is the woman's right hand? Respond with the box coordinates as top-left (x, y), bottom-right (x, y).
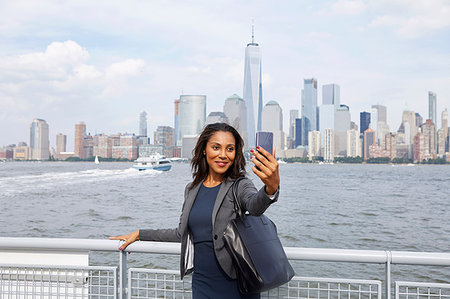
top-left (109, 230), bottom-right (140, 250)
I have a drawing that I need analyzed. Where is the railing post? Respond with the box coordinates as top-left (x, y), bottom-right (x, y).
top-left (385, 251), bottom-right (392, 299)
top-left (119, 251), bottom-right (127, 299)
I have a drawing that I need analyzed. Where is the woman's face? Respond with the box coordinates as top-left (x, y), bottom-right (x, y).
top-left (204, 131), bottom-right (236, 178)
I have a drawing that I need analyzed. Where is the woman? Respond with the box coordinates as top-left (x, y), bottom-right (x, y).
top-left (110, 123), bottom-right (280, 299)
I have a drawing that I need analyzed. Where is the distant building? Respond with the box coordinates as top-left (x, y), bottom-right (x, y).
top-left (112, 134), bottom-right (137, 160)
top-left (363, 129), bottom-right (375, 160)
top-left (288, 110), bottom-right (299, 149)
top-left (182, 135), bottom-right (198, 160)
top-left (319, 104), bottom-right (335, 145)
top-left (360, 112), bottom-right (371, 134)
top-left (74, 122), bottom-right (86, 158)
top-left (301, 78), bottom-right (318, 145)
top-left (308, 130), bottom-right (321, 160)
top-left (13, 146), bottom-right (30, 160)
top-left (437, 128), bottom-right (446, 156)
top-left (323, 128), bottom-right (334, 162)
top-left (154, 126), bottom-right (175, 157)
top-left (139, 111), bottom-right (148, 137)
top-left (174, 99), bottom-right (180, 146)
top-left (93, 134), bottom-right (112, 158)
top-left (334, 104), bottom-right (351, 156)
top-left (414, 132), bottom-right (425, 162)
top-left (206, 112), bottom-right (229, 125)
top-left (295, 118), bottom-right (302, 148)
top-left (322, 84), bottom-right (340, 106)
top-left (262, 100), bottom-right (285, 152)
top-left (415, 113), bottom-right (423, 127)
top-left (346, 129), bottom-right (361, 158)
top-left (421, 119), bottom-right (436, 158)
top-left (385, 133), bottom-right (397, 160)
top-left (243, 30), bottom-right (263, 148)
top-left (370, 105), bottom-right (387, 144)
top-left (56, 133), bottom-right (66, 154)
top-left (178, 95), bottom-right (206, 146)
top-left (139, 144), bottom-right (165, 157)
top-left (428, 91), bottom-right (437, 125)
top-left (30, 118), bottom-right (49, 160)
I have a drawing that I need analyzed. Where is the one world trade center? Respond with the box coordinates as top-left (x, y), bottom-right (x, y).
top-left (243, 27), bottom-right (263, 149)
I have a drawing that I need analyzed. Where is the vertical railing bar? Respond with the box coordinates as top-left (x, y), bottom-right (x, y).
top-left (386, 251), bottom-right (392, 299)
top-left (119, 251), bottom-right (127, 299)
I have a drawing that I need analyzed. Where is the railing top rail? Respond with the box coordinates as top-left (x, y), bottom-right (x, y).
top-left (1, 237), bottom-right (449, 266)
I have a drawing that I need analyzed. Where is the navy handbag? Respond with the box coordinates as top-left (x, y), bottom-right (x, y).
top-left (223, 177), bottom-right (295, 294)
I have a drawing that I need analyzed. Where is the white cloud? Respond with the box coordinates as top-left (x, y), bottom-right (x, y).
top-left (331, 0), bottom-right (366, 15)
top-left (369, 0), bottom-right (450, 38)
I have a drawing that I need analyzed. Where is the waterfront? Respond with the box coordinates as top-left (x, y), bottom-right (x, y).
top-left (0, 161), bottom-right (449, 283)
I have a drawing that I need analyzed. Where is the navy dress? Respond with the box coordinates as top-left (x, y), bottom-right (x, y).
top-left (188, 183), bottom-right (260, 299)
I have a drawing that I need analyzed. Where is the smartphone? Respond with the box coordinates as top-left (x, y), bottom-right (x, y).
top-left (255, 131), bottom-right (273, 157)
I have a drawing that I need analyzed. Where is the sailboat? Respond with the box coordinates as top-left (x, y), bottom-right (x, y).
top-left (94, 156), bottom-right (100, 165)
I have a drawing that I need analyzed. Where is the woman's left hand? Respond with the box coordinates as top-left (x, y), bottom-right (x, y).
top-left (250, 146), bottom-right (280, 195)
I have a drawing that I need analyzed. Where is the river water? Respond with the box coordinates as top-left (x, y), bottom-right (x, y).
top-left (0, 161), bottom-right (449, 283)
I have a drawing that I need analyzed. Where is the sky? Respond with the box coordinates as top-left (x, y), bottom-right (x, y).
top-left (1, 0), bottom-right (449, 150)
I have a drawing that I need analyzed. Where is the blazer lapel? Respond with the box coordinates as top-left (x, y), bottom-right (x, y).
top-left (212, 177), bottom-right (235, 226)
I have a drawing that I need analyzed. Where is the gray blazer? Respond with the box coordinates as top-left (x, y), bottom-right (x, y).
top-left (139, 176), bottom-right (279, 279)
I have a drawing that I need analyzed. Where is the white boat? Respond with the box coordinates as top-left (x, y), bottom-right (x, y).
top-left (132, 154), bottom-right (172, 171)
top-left (94, 156), bottom-right (99, 164)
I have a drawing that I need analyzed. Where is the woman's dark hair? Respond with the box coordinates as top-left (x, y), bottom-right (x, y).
top-left (189, 122), bottom-right (246, 189)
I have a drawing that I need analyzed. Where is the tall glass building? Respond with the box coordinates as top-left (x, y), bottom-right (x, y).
top-left (178, 95), bottom-right (206, 146)
top-left (428, 91), bottom-right (437, 124)
top-left (360, 112), bottom-right (371, 134)
top-left (322, 84), bottom-right (340, 106)
top-left (301, 78), bottom-right (318, 146)
top-left (30, 118), bottom-right (49, 160)
top-left (223, 94), bottom-right (247, 147)
top-left (243, 31), bottom-right (262, 149)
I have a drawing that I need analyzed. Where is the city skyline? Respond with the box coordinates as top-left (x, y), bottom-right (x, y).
top-left (1, 1), bottom-right (449, 148)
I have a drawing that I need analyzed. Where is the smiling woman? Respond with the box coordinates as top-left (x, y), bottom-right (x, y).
top-left (110, 122), bottom-right (281, 299)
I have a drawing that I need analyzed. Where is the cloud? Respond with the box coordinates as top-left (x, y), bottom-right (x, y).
top-left (331, 0), bottom-right (366, 15)
top-left (369, 0), bottom-right (450, 38)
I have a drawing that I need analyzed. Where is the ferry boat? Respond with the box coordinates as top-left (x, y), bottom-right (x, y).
top-left (132, 154), bottom-right (172, 171)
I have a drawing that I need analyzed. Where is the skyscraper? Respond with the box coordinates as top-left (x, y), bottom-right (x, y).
top-left (295, 118), bottom-right (302, 148)
top-left (30, 118), bottom-right (49, 160)
top-left (56, 133), bottom-right (66, 154)
top-left (223, 94), bottom-right (247, 147)
top-left (334, 105), bottom-right (351, 156)
top-left (301, 78), bottom-right (318, 146)
top-left (174, 99), bottom-right (180, 146)
top-left (139, 111), bottom-right (147, 137)
top-left (308, 130), bottom-right (321, 160)
top-left (262, 101), bottom-right (284, 152)
top-left (243, 26), bottom-right (262, 148)
top-left (360, 112), bottom-right (371, 134)
top-left (363, 128), bottom-right (375, 160)
top-left (178, 95), bottom-right (206, 146)
top-left (74, 122), bottom-right (86, 158)
top-left (322, 84), bottom-right (340, 106)
top-left (422, 119), bottom-right (436, 157)
top-left (442, 109), bottom-right (448, 143)
top-left (323, 128), bottom-right (334, 162)
top-left (428, 91), bottom-right (437, 124)
top-left (370, 105), bottom-right (387, 144)
top-left (288, 110), bottom-right (299, 149)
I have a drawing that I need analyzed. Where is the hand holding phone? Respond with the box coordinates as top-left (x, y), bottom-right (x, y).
top-left (252, 131), bottom-right (279, 195)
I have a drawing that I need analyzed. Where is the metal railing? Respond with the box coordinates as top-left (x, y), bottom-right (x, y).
top-left (0, 238), bottom-right (449, 299)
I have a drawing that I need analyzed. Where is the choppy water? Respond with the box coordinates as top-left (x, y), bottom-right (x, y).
top-left (0, 161), bottom-right (449, 283)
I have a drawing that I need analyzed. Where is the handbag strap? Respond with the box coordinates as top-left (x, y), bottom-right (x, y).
top-left (232, 176), bottom-right (246, 218)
